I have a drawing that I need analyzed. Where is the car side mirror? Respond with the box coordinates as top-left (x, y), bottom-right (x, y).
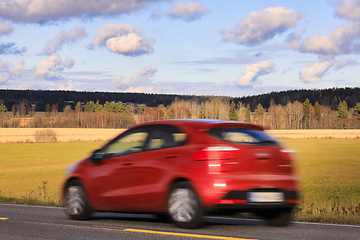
top-left (91, 149), bottom-right (105, 163)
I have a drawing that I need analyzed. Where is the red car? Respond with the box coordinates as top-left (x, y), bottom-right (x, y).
top-left (62, 119), bottom-right (299, 228)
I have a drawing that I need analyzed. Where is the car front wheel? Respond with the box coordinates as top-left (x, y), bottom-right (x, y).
top-left (65, 180), bottom-right (91, 220)
top-left (168, 182), bottom-right (203, 229)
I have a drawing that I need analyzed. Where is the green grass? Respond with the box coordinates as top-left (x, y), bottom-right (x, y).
top-left (0, 142), bottom-right (105, 204)
top-left (0, 139), bottom-right (359, 225)
top-left (282, 139), bottom-right (360, 224)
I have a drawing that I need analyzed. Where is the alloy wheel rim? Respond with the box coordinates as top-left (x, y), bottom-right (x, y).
top-left (66, 186), bottom-right (85, 215)
top-left (169, 188), bottom-right (197, 222)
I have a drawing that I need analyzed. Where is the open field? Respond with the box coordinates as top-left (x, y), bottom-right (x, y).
top-left (1, 128), bottom-right (360, 143)
top-left (0, 132), bottom-right (359, 224)
top-left (268, 129), bottom-right (360, 139)
top-left (0, 128), bottom-right (125, 143)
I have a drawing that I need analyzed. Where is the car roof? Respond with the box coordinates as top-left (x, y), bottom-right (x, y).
top-left (129, 119), bottom-right (264, 132)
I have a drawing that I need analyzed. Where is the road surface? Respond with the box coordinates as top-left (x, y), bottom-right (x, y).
top-left (0, 204), bottom-right (359, 240)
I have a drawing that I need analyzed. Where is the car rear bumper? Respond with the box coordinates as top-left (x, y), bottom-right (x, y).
top-left (206, 189), bottom-right (299, 214)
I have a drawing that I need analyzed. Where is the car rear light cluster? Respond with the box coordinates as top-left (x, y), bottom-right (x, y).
top-left (193, 146), bottom-right (240, 174)
top-left (279, 148), bottom-right (295, 167)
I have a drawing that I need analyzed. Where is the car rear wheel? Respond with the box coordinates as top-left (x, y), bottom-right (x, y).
top-left (262, 209), bottom-right (292, 227)
top-left (168, 182), bottom-right (203, 229)
top-left (65, 180), bottom-right (91, 220)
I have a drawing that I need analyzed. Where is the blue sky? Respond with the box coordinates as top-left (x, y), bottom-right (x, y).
top-left (0, 0), bottom-right (360, 97)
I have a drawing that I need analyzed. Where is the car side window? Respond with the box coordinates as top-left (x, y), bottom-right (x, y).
top-left (146, 126), bottom-right (186, 150)
top-left (104, 131), bottom-right (149, 157)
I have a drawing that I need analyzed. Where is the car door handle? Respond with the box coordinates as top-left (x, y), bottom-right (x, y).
top-left (123, 161), bottom-right (134, 165)
top-left (165, 155), bottom-right (179, 159)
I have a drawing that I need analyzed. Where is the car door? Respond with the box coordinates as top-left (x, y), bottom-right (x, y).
top-left (117, 125), bottom-right (188, 211)
top-left (88, 127), bottom-right (150, 210)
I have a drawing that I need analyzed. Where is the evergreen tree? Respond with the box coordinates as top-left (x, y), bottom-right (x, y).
top-left (63, 105), bottom-right (72, 114)
top-left (199, 102), bottom-right (206, 119)
top-left (302, 98), bottom-right (311, 129)
top-left (314, 101), bottom-right (320, 119)
top-left (75, 102), bottom-right (82, 112)
top-left (84, 101), bottom-right (95, 112)
top-left (354, 102), bottom-right (360, 120)
top-left (0, 99), bottom-right (7, 113)
top-left (245, 104), bottom-right (251, 123)
top-left (228, 101), bottom-right (239, 121)
top-left (337, 100), bottom-right (349, 119)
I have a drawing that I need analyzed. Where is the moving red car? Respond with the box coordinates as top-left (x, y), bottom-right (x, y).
top-left (62, 119), bottom-right (299, 228)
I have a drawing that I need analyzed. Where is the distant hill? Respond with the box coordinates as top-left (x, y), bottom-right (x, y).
top-left (1, 87), bottom-right (359, 111)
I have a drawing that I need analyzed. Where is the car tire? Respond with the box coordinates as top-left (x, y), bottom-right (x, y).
top-left (64, 180), bottom-right (92, 220)
top-left (168, 182), bottom-right (203, 229)
top-left (263, 209), bottom-right (293, 227)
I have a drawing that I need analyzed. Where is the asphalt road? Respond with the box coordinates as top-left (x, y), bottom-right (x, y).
top-left (0, 203), bottom-right (359, 240)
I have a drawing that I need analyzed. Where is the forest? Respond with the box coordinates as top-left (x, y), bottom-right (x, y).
top-left (1, 95), bottom-right (360, 129)
top-left (1, 87), bottom-right (360, 111)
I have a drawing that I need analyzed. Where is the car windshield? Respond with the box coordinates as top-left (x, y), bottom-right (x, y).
top-left (208, 128), bottom-right (278, 146)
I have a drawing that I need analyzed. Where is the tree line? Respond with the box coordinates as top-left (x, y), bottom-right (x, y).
top-left (1, 98), bottom-right (360, 129)
top-left (1, 87), bottom-right (359, 111)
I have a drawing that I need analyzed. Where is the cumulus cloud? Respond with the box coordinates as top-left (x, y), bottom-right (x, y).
top-left (0, 0), bottom-right (165, 23)
top-left (90, 23), bottom-right (155, 56)
top-left (64, 58), bottom-right (75, 69)
top-left (125, 86), bottom-right (175, 93)
top-left (111, 66), bottom-right (157, 89)
top-left (237, 60), bottom-right (275, 87)
top-left (300, 21), bottom-right (360, 54)
top-left (221, 7), bottom-right (304, 46)
top-left (0, 59), bottom-right (25, 84)
top-left (0, 20), bottom-right (13, 35)
top-left (0, 43), bottom-right (27, 55)
top-left (285, 29), bottom-right (304, 50)
top-left (299, 61), bottom-right (334, 83)
top-left (153, 1), bottom-right (210, 21)
top-left (35, 54), bottom-right (75, 80)
top-left (58, 80), bottom-right (74, 90)
top-left (39, 27), bottom-right (86, 55)
top-left (335, 0), bottom-right (360, 20)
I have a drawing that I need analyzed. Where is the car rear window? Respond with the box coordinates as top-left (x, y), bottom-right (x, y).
top-left (208, 128), bottom-right (278, 146)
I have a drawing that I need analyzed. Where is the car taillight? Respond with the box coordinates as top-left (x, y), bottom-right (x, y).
top-left (193, 146), bottom-right (240, 174)
top-left (279, 148), bottom-right (295, 167)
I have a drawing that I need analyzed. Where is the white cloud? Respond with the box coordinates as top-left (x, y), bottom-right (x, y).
top-left (0, 0), bottom-right (165, 23)
top-left (153, 1), bottom-right (210, 21)
top-left (58, 80), bottom-right (74, 90)
top-left (9, 60), bottom-right (25, 78)
top-left (17, 81), bottom-right (40, 90)
top-left (35, 54), bottom-right (75, 80)
top-left (125, 86), bottom-right (175, 93)
top-left (335, 0), bottom-right (360, 20)
top-left (285, 29), bottom-right (304, 50)
top-left (334, 59), bottom-right (358, 70)
top-left (111, 66), bottom-right (157, 89)
top-left (221, 7), bottom-right (304, 46)
top-left (90, 23), bottom-right (155, 56)
top-left (300, 21), bottom-right (360, 54)
top-left (64, 58), bottom-right (75, 69)
top-left (0, 20), bottom-right (13, 35)
top-left (299, 61), bottom-right (334, 83)
top-left (39, 27), bottom-right (86, 55)
top-left (237, 60), bottom-right (275, 87)
top-left (0, 59), bottom-right (25, 84)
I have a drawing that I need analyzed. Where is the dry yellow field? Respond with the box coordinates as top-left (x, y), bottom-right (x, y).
top-left (1, 128), bottom-right (360, 143)
top-left (268, 129), bottom-right (360, 139)
top-left (0, 128), bottom-right (125, 143)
